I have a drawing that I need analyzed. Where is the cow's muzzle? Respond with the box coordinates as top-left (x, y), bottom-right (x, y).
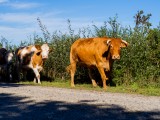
top-left (112, 55), bottom-right (120, 60)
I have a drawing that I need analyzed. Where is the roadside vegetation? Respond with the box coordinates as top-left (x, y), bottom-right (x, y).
top-left (1, 10), bottom-right (160, 96)
top-left (20, 81), bottom-right (160, 96)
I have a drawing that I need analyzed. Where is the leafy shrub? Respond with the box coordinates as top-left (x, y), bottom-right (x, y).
top-left (1, 11), bottom-right (159, 88)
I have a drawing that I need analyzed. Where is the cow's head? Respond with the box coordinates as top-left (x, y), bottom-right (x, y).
top-left (106, 38), bottom-right (128, 60)
top-left (41, 43), bottom-right (50, 59)
top-left (5, 50), bottom-right (14, 64)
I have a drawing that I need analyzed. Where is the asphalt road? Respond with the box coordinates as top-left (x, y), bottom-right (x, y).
top-left (0, 83), bottom-right (160, 120)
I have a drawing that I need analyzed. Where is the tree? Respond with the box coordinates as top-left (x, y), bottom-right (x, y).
top-left (134, 10), bottom-right (152, 28)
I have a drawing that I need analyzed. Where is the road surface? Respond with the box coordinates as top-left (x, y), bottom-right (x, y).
top-left (0, 83), bottom-right (160, 120)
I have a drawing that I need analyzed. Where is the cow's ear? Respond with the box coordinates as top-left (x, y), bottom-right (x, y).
top-left (121, 40), bottom-right (128, 48)
top-left (106, 39), bottom-right (111, 46)
top-left (35, 45), bottom-right (41, 50)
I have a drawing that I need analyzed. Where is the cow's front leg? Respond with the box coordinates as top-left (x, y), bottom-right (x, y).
top-left (97, 65), bottom-right (108, 90)
top-left (88, 68), bottom-right (97, 87)
top-left (33, 78), bottom-right (36, 83)
top-left (33, 68), bottom-right (41, 84)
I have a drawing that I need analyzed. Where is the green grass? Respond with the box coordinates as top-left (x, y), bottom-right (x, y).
top-left (19, 80), bottom-right (160, 96)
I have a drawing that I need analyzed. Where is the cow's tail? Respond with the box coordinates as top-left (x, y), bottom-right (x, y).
top-left (66, 65), bottom-right (71, 73)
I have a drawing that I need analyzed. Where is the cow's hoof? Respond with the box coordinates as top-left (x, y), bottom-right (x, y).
top-left (71, 84), bottom-right (75, 88)
top-left (103, 87), bottom-right (107, 90)
top-left (92, 83), bottom-right (97, 87)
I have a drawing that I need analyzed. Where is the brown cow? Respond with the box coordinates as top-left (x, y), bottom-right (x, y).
top-left (16, 43), bottom-right (50, 83)
top-left (67, 37), bottom-right (128, 89)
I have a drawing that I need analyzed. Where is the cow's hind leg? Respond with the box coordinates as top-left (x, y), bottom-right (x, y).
top-left (88, 68), bottom-right (97, 87)
top-left (16, 62), bottom-right (21, 82)
top-left (70, 63), bottom-right (76, 87)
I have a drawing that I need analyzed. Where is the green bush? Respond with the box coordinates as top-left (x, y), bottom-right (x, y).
top-left (42, 13), bottom-right (160, 88)
top-left (1, 11), bottom-right (159, 88)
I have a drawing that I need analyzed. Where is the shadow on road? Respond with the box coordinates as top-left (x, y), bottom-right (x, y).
top-left (0, 92), bottom-right (159, 120)
top-left (0, 82), bottom-right (26, 88)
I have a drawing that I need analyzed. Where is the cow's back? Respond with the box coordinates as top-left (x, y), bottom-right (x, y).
top-left (70, 37), bottom-right (109, 66)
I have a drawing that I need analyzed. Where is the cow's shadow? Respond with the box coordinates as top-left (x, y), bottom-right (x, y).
top-left (0, 85), bottom-right (159, 120)
top-left (74, 66), bottom-right (116, 87)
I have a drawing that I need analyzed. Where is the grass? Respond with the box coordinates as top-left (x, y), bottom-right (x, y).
top-left (19, 79), bottom-right (160, 96)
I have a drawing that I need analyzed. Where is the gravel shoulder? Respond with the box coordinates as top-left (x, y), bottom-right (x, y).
top-left (0, 83), bottom-right (160, 120)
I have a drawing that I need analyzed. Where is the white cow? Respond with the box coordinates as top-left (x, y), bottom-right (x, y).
top-left (16, 43), bottom-right (51, 83)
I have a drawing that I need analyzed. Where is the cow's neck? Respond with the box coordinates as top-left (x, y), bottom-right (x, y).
top-left (105, 46), bottom-right (111, 59)
top-left (106, 47), bottom-right (114, 68)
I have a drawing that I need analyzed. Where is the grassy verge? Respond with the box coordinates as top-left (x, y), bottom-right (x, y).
top-left (19, 80), bottom-right (160, 96)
